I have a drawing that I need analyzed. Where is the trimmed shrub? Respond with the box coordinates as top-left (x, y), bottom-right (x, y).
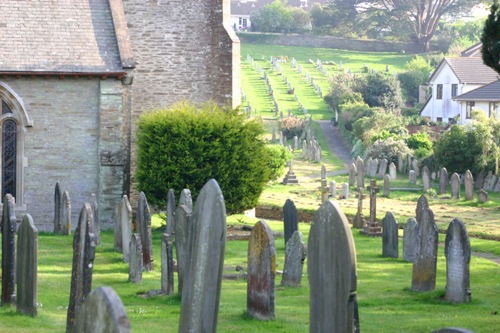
top-left (278, 116), bottom-right (305, 140)
top-left (406, 131), bottom-right (433, 150)
top-left (365, 137), bottom-right (411, 165)
top-left (136, 102), bottom-right (272, 214)
top-left (266, 145), bottom-right (292, 181)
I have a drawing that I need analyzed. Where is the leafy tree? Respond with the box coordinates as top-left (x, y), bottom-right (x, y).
top-left (352, 111), bottom-right (406, 144)
top-left (354, 72), bottom-right (404, 111)
top-left (482, 1), bottom-right (500, 75)
top-left (324, 73), bottom-right (363, 110)
top-left (310, 2), bottom-right (357, 34)
top-left (365, 137), bottom-right (411, 165)
top-left (250, 0), bottom-right (309, 33)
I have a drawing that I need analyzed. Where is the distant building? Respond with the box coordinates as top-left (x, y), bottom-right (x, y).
top-left (454, 79), bottom-right (500, 124)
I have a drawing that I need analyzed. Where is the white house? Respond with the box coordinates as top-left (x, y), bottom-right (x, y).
top-left (453, 79), bottom-right (500, 124)
top-left (420, 57), bottom-right (498, 123)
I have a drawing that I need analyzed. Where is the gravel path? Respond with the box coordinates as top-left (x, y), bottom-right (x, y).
top-left (318, 120), bottom-right (352, 174)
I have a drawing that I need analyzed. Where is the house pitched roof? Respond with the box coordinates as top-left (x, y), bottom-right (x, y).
top-left (454, 79), bottom-right (500, 102)
top-left (0, 0), bottom-right (131, 75)
top-left (460, 42), bottom-right (482, 57)
top-left (429, 57), bottom-right (498, 85)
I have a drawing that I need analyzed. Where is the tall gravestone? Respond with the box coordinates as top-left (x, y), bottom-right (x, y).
top-left (281, 231), bottom-right (306, 287)
top-left (397, 153), bottom-right (404, 173)
top-left (119, 195), bottom-right (133, 262)
top-left (175, 189), bottom-right (193, 296)
top-left (378, 158), bottom-right (388, 179)
top-left (383, 174), bottom-right (391, 197)
top-left (409, 170), bottom-right (416, 184)
top-left (247, 220), bottom-right (276, 320)
top-left (71, 287), bottom-right (131, 333)
top-left (129, 234), bottom-right (142, 283)
top-left (371, 158), bottom-right (379, 177)
top-left (464, 170), bottom-right (474, 200)
top-left (283, 199), bottom-right (298, 247)
top-left (422, 166), bottom-right (430, 191)
top-left (137, 192), bottom-right (154, 271)
top-left (451, 173), bottom-right (461, 199)
top-left (353, 188), bottom-right (365, 229)
top-left (179, 180), bottom-right (226, 333)
top-left (412, 159), bottom-right (420, 177)
top-left (356, 156), bottom-right (364, 188)
top-left (166, 188), bottom-right (176, 235)
top-left (415, 195), bottom-right (429, 224)
top-left (348, 163), bottom-right (356, 186)
top-left (389, 162), bottom-right (397, 180)
top-left (382, 212), bottom-right (398, 258)
top-left (1, 193), bottom-right (16, 306)
top-left (475, 170), bottom-right (485, 189)
top-left (341, 183), bottom-right (349, 199)
top-left (439, 167), bottom-right (448, 195)
top-left (90, 194), bottom-right (100, 246)
top-left (161, 233), bottom-right (174, 294)
top-left (403, 218), bottom-right (419, 262)
top-left (330, 180), bottom-right (337, 198)
top-left (54, 182), bottom-right (62, 233)
top-left (360, 179), bottom-right (382, 236)
top-left (61, 191), bottom-right (72, 235)
top-left (308, 200), bottom-right (359, 333)
top-left (412, 208), bottom-right (438, 292)
top-left (445, 218), bottom-right (471, 304)
top-left (66, 204), bottom-right (97, 333)
top-left (16, 214), bottom-right (38, 317)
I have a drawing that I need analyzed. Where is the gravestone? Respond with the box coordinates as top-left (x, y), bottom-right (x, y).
top-left (282, 159), bottom-right (299, 185)
top-left (403, 218), bottom-right (419, 262)
top-left (445, 218), bottom-right (471, 304)
top-left (366, 157), bottom-right (373, 177)
top-left (320, 177), bottom-right (329, 203)
top-left (71, 287), bottom-right (130, 333)
top-left (66, 204), bottom-right (97, 333)
top-left (378, 158), bottom-right (388, 179)
top-left (330, 180), bottom-right (337, 198)
top-left (341, 183), bottom-right (349, 199)
top-left (465, 170), bottom-right (474, 200)
top-left (128, 234), bottom-right (142, 283)
top-left (281, 231), bottom-right (306, 287)
top-left (161, 233), bottom-right (174, 294)
top-left (61, 191), bottom-right (72, 235)
top-left (1, 193), bottom-right (16, 306)
top-left (179, 179), bottom-right (226, 333)
top-left (119, 195), bottom-right (132, 262)
top-left (494, 178), bottom-right (500, 192)
top-left (356, 156), bottom-right (365, 188)
top-left (412, 159), bottom-right (420, 177)
top-left (407, 154), bottom-right (413, 175)
top-left (348, 163), bottom-right (356, 186)
top-left (397, 153), bottom-right (404, 173)
top-left (451, 173), bottom-right (461, 199)
top-left (474, 170), bottom-right (485, 189)
top-left (166, 188), bottom-right (176, 235)
top-left (283, 199), bottom-right (298, 247)
top-left (247, 220), bottom-right (276, 320)
top-left (415, 195), bottom-right (429, 224)
top-left (175, 189), bottom-right (193, 296)
top-left (389, 162), bottom-right (397, 180)
top-left (54, 182), bottom-right (62, 233)
top-left (409, 170), bottom-right (416, 184)
top-left (477, 189), bottom-right (489, 203)
top-left (382, 212), bottom-right (398, 258)
top-left (360, 180), bottom-right (382, 236)
top-left (137, 192), bottom-right (154, 271)
top-left (383, 174), bottom-right (391, 197)
top-left (90, 194), bottom-right (100, 246)
top-left (483, 171), bottom-right (496, 191)
top-left (412, 208), bottom-right (438, 292)
top-left (370, 158), bottom-right (379, 177)
top-left (16, 214), bottom-right (38, 317)
top-left (308, 200), bottom-right (359, 333)
top-left (321, 164), bottom-right (326, 180)
top-left (353, 188), bottom-right (365, 229)
top-left (439, 167), bottom-right (448, 195)
top-left (302, 140), bottom-right (307, 158)
top-left (422, 166), bottom-right (430, 191)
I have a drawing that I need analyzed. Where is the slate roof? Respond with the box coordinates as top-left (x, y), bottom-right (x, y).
top-left (0, 0), bottom-right (126, 74)
top-left (454, 79), bottom-right (500, 101)
top-left (460, 42), bottom-right (482, 57)
top-left (430, 57), bottom-right (498, 85)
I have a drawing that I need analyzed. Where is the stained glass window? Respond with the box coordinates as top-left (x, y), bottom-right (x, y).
top-left (2, 119), bottom-right (16, 199)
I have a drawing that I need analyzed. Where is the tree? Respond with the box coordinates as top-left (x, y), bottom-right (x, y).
top-left (354, 72), bottom-right (404, 111)
top-left (482, 1), bottom-right (500, 75)
top-left (250, 0), bottom-right (310, 33)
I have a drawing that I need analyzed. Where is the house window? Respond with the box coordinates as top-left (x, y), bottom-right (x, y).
top-left (489, 102), bottom-right (498, 118)
top-left (466, 101), bottom-right (475, 119)
top-left (436, 84), bottom-right (443, 100)
top-left (437, 117), bottom-right (443, 123)
top-left (451, 84), bottom-right (458, 97)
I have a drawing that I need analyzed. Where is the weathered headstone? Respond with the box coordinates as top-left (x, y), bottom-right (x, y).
top-left (175, 189), bottom-right (193, 296)
top-left (330, 180), bottom-right (337, 198)
top-left (341, 183), bottom-right (349, 199)
top-left (477, 189), bottom-right (489, 203)
top-left (412, 208), bottom-right (438, 292)
top-left (439, 167), bottom-right (448, 195)
top-left (282, 159), bottom-right (299, 185)
top-left (61, 191), bottom-right (72, 235)
top-left (179, 179), bottom-right (226, 333)
top-left (422, 166), bottom-right (430, 191)
top-left (355, 157), bottom-right (364, 188)
top-left (90, 193), bottom-right (100, 246)
top-left (129, 234), bottom-right (142, 283)
top-left (370, 158), bottom-right (379, 177)
top-left (321, 164), bottom-right (326, 179)
top-left (412, 159), bottom-right (420, 177)
top-left (16, 214), bottom-right (38, 317)
top-left (383, 174), bottom-right (391, 197)
top-left (464, 170), bottom-right (474, 200)
top-left (378, 158), bottom-right (388, 179)
top-left (366, 157), bottom-right (373, 177)
top-left (382, 212), bottom-right (398, 258)
top-left (353, 188), bottom-right (365, 229)
top-left (348, 163), bottom-right (356, 186)
top-left (474, 170), bottom-right (485, 189)
top-left (71, 287), bottom-right (131, 333)
top-left (247, 220), bottom-right (276, 320)
top-left (308, 200), bottom-right (358, 333)
top-left (483, 171), bottom-right (496, 191)
top-left (1, 193), bottom-right (16, 306)
top-left (397, 153), bottom-right (404, 173)
top-left (361, 180), bottom-right (382, 236)
top-left (54, 182), bottom-right (62, 233)
top-left (409, 170), bottom-right (416, 184)
top-left (66, 203), bottom-right (97, 333)
top-left (137, 192), bottom-right (154, 271)
top-left (415, 194), bottom-right (429, 224)
top-left (445, 218), bottom-right (471, 304)
top-left (283, 199), bottom-right (298, 247)
top-left (403, 218), bottom-right (419, 262)
top-left (389, 162), bottom-right (397, 180)
top-left (118, 195), bottom-right (132, 262)
top-left (161, 233), bottom-right (174, 294)
top-left (281, 231), bottom-right (306, 287)
top-left (166, 188), bottom-right (176, 235)
top-left (451, 173), bottom-right (461, 199)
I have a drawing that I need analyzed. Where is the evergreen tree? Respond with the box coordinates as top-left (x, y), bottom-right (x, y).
top-left (482, 1), bottom-right (500, 75)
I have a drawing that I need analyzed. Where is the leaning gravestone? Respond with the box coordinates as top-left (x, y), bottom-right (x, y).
top-left (356, 156), bottom-right (365, 188)
top-left (61, 191), bottom-right (72, 235)
top-left (1, 193), bottom-right (16, 306)
top-left (161, 233), bottom-right (174, 294)
top-left (465, 170), bottom-right (474, 200)
top-left (308, 200), bottom-right (359, 333)
top-left (451, 173), bottom-right (460, 199)
top-left (137, 192), bottom-right (154, 271)
top-left (66, 204), bottom-right (97, 333)
top-left (129, 234), bottom-right (142, 283)
top-left (90, 194), bottom-right (100, 246)
top-left (119, 195), bottom-right (132, 262)
top-left (281, 230), bottom-right (306, 287)
top-left (71, 287), bottom-right (131, 333)
top-left (247, 220), bottom-right (276, 320)
top-left (403, 218), bottom-right (419, 262)
top-left (175, 189), bottom-right (193, 296)
top-left (382, 212), bottom-right (398, 258)
top-left (422, 166), bottom-right (430, 191)
top-left (179, 180), bottom-right (226, 333)
top-left (477, 189), bottom-right (489, 203)
top-left (412, 208), bottom-right (438, 292)
top-left (54, 182), bottom-right (62, 233)
top-left (439, 167), bottom-right (448, 195)
top-left (16, 214), bottom-right (38, 317)
top-left (283, 199), bottom-right (298, 247)
top-left (445, 218), bottom-right (471, 304)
